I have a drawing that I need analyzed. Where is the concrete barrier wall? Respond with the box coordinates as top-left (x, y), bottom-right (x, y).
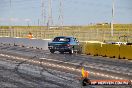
top-left (0, 37), bottom-right (15, 45)
top-left (120, 45), bottom-right (132, 60)
top-left (80, 42), bottom-right (102, 56)
top-left (105, 44), bottom-right (120, 58)
top-left (0, 37), bottom-right (51, 50)
top-left (86, 43), bottom-right (101, 56)
top-left (81, 41), bottom-right (132, 60)
top-left (80, 41), bottom-right (87, 54)
top-left (98, 44), bottom-right (107, 57)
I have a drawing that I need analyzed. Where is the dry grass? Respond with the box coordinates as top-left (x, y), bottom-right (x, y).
top-left (0, 24), bottom-right (132, 42)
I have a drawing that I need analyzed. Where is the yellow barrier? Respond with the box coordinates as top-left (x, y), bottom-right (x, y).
top-left (81, 41), bottom-right (132, 60)
top-left (105, 44), bottom-right (120, 58)
top-left (95, 43), bottom-right (102, 56)
top-left (85, 43), bottom-right (90, 55)
top-left (98, 43), bottom-right (107, 57)
top-left (85, 43), bottom-right (101, 56)
top-left (120, 45), bottom-right (132, 60)
top-left (80, 41), bottom-right (87, 54)
top-left (84, 43), bottom-right (120, 58)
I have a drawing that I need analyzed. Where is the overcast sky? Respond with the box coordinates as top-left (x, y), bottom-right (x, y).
top-left (0, 0), bottom-right (132, 26)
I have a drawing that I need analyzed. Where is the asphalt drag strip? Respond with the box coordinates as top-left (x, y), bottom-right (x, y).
top-left (0, 57), bottom-right (82, 88)
top-left (0, 44), bottom-right (131, 88)
top-left (0, 53), bottom-right (129, 80)
top-left (0, 53), bottom-right (131, 88)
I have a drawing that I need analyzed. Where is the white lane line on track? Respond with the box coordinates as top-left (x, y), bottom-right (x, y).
top-left (40, 58), bottom-right (81, 66)
top-left (1, 54), bottom-right (132, 76)
top-left (0, 54), bottom-right (126, 80)
top-left (52, 64), bottom-right (56, 67)
top-left (62, 66), bottom-right (66, 69)
top-left (3, 54), bottom-right (130, 75)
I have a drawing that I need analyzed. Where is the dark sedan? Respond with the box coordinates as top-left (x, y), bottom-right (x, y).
top-left (48, 36), bottom-right (81, 54)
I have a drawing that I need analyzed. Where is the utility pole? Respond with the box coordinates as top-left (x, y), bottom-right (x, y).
top-left (59, 0), bottom-right (64, 35)
top-left (111, 0), bottom-right (115, 37)
top-left (38, 19), bottom-right (40, 26)
top-left (41, 0), bottom-right (46, 27)
top-left (47, 0), bottom-right (53, 30)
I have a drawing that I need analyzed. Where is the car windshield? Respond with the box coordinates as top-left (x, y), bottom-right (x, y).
top-left (53, 37), bottom-right (70, 42)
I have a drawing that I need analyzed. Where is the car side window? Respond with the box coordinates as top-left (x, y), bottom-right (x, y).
top-left (53, 38), bottom-right (59, 42)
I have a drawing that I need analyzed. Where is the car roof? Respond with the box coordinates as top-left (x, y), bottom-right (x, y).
top-left (55, 36), bottom-right (74, 38)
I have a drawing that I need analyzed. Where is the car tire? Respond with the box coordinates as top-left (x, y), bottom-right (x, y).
top-left (50, 49), bottom-right (55, 53)
top-left (69, 48), bottom-right (74, 54)
top-left (78, 48), bottom-right (82, 54)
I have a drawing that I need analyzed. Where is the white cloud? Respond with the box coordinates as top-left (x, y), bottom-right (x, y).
top-left (24, 18), bottom-right (31, 22)
top-left (10, 18), bottom-right (19, 22)
top-left (0, 18), bottom-right (6, 21)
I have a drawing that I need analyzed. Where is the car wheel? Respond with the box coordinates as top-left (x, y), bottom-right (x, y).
top-left (50, 49), bottom-right (55, 53)
top-left (69, 48), bottom-right (74, 54)
top-left (78, 48), bottom-right (82, 54)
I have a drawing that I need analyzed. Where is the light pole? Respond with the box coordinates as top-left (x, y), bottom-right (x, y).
top-left (111, 0), bottom-right (115, 37)
top-left (9, 0), bottom-right (12, 37)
